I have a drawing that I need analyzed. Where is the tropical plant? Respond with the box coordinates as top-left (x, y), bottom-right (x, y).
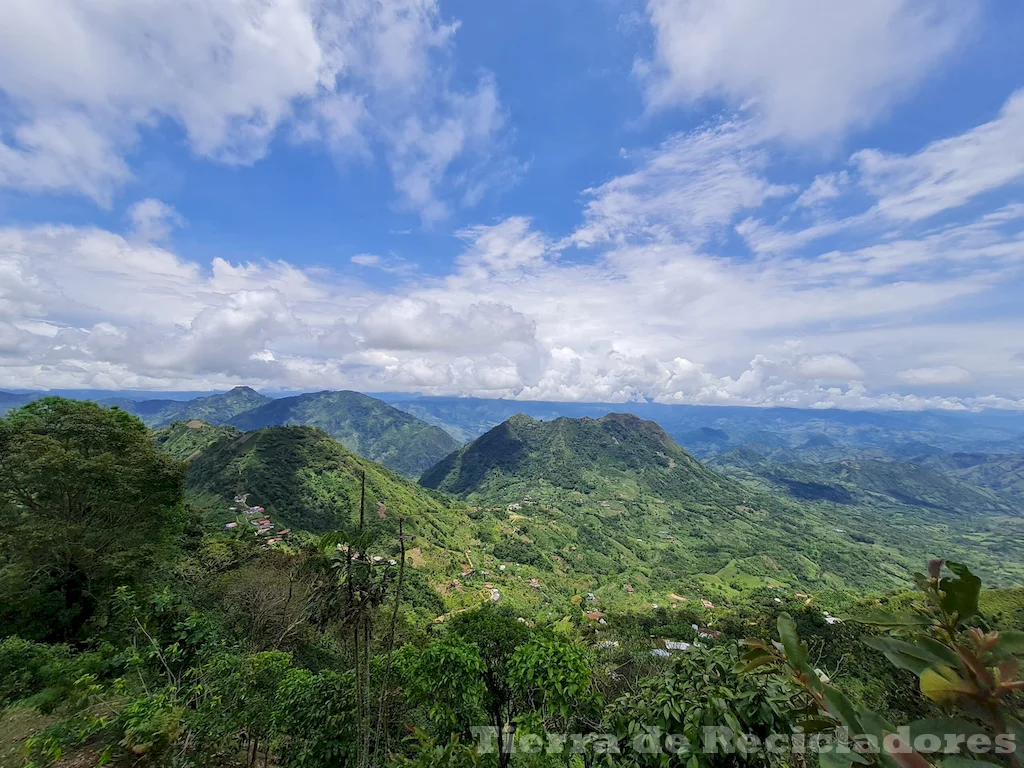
top-left (742, 560), bottom-right (1024, 768)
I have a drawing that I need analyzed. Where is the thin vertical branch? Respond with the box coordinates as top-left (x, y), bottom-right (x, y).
top-left (374, 516), bottom-right (406, 761)
top-left (359, 470), bottom-right (366, 531)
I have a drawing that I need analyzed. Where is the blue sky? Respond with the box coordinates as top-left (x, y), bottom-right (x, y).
top-left (1, 0), bottom-right (1023, 409)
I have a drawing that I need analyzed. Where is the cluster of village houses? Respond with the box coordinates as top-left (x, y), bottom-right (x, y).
top-left (222, 493), bottom-right (290, 547)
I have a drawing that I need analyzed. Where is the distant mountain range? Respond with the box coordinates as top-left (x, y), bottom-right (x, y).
top-left (707, 448), bottom-right (1022, 516)
top-left (226, 390), bottom-right (460, 478)
top-left (7, 386), bottom-right (1024, 530)
top-left (104, 386), bottom-right (271, 427)
top-left (383, 395), bottom-right (1024, 457)
top-left (912, 452), bottom-right (1024, 500)
top-left (15, 386), bottom-right (461, 478)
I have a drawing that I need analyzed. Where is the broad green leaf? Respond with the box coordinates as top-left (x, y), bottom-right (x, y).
top-left (919, 667), bottom-right (971, 703)
top-left (823, 687), bottom-right (863, 735)
top-left (915, 637), bottom-right (961, 667)
top-left (852, 611), bottom-right (930, 628)
top-left (864, 638), bottom-right (952, 676)
top-left (778, 613), bottom-right (810, 671)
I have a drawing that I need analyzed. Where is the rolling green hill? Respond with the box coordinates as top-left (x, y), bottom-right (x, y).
top-left (420, 413), bottom-right (1024, 596)
top-left (227, 390), bottom-right (461, 477)
top-left (104, 386), bottom-right (271, 427)
top-left (185, 425), bottom-right (475, 558)
top-left (151, 420), bottom-right (241, 461)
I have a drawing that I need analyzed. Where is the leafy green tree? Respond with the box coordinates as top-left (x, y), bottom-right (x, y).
top-left (272, 667), bottom-right (359, 768)
top-left (607, 644), bottom-right (803, 768)
top-left (193, 651), bottom-right (294, 765)
top-left (446, 607), bottom-right (531, 768)
top-left (509, 633), bottom-right (598, 730)
top-left (405, 637), bottom-right (488, 732)
top-left (0, 398), bottom-right (186, 640)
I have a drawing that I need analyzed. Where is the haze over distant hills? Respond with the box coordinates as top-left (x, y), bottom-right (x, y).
top-left (103, 386), bottom-right (272, 427)
top-left (381, 394), bottom-right (1024, 457)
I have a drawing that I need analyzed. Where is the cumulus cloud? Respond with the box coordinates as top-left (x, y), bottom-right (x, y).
top-left (353, 299), bottom-right (536, 354)
top-left (2, 51), bottom-right (1023, 409)
top-left (795, 354), bottom-right (865, 381)
top-left (0, 212), bottom-right (1019, 408)
top-left (0, 0), bottom-right (509, 220)
top-left (638, 0), bottom-right (973, 140)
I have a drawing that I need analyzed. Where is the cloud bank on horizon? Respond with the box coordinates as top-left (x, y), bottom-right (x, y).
top-left (0, 0), bottom-right (1022, 410)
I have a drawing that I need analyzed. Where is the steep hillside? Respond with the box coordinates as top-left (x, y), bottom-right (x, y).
top-left (421, 412), bottom-right (733, 503)
top-left (105, 386), bottom-right (271, 427)
top-left (186, 426), bottom-right (475, 556)
top-left (228, 390), bottom-right (461, 477)
top-left (152, 420), bottom-right (241, 461)
top-left (421, 413), bottom-right (1024, 594)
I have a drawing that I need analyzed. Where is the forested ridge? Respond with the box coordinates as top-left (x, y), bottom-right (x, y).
top-left (1, 398), bottom-right (1022, 768)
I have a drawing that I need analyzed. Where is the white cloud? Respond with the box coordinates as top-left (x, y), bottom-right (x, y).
top-left (0, 0), bottom-right (508, 219)
top-left (572, 118), bottom-right (790, 247)
top-left (352, 299), bottom-right (536, 354)
top-left (456, 217), bottom-right (550, 274)
top-left (128, 199), bottom-right (184, 243)
top-left (0, 114), bottom-right (131, 206)
top-left (0, 213), bottom-right (1020, 408)
top-left (854, 90), bottom-right (1024, 222)
top-left (795, 172), bottom-right (849, 209)
top-left (739, 91), bottom-right (1024, 256)
top-left (386, 74), bottom-right (506, 223)
top-left (796, 353), bottom-right (864, 381)
top-left (638, 0), bottom-right (973, 140)
top-left (351, 254), bottom-right (382, 267)
top-left (2, 69), bottom-right (1023, 409)
top-left (897, 365), bottom-right (973, 386)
